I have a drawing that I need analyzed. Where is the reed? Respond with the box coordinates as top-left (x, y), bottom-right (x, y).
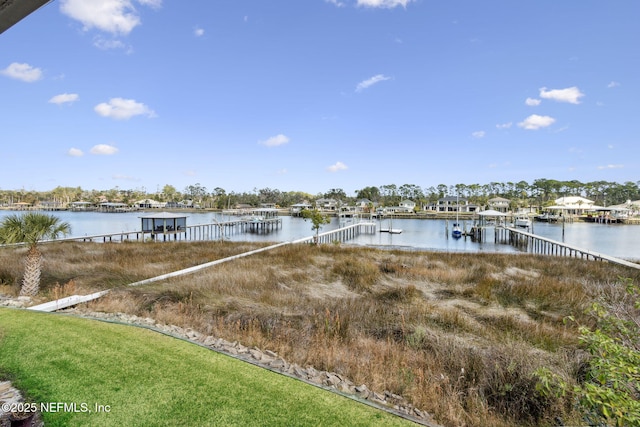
top-left (3, 240), bottom-right (639, 426)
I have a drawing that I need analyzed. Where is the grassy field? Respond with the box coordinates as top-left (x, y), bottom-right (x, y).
top-left (1, 240), bottom-right (639, 426)
top-left (0, 308), bottom-right (414, 427)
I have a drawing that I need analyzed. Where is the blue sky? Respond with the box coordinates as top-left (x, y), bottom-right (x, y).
top-left (1, 0), bottom-right (638, 196)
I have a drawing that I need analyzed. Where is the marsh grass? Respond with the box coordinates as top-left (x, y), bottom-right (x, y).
top-left (3, 240), bottom-right (640, 426)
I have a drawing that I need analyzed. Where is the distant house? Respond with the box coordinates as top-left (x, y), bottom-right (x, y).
top-left (551, 196), bottom-right (596, 215)
top-left (487, 197), bottom-right (511, 213)
top-left (315, 198), bottom-right (339, 211)
top-left (608, 199), bottom-right (640, 217)
top-left (290, 202), bottom-right (312, 216)
top-left (134, 199), bottom-right (164, 209)
top-left (399, 199), bottom-right (416, 211)
top-left (435, 196), bottom-right (477, 213)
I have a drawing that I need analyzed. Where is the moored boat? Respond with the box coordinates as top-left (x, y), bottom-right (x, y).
top-left (514, 214), bottom-right (531, 228)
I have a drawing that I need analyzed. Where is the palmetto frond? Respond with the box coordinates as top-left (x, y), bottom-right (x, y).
top-left (0, 212), bottom-right (71, 246)
top-left (0, 213), bottom-right (71, 296)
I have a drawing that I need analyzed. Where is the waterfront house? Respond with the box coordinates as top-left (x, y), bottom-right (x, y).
top-left (290, 202), bottom-right (312, 216)
top-left (134, 199), bottom-right (164, 209)
top-left (399, 199), bottom-right (416, 212)
top-left (435, 196), bottom-right (477, 213)
top-left (551, 196), bottom-right (596, 215)
top-left (487, 197), bottom-right (511, 213)
top-left (354, 198), bottom-right (373, 212)
top-left (315, 198), bottom-right (339, 211)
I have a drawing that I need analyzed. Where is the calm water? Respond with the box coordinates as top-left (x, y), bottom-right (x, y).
top-left (1, 211), bottom-right (638, 261)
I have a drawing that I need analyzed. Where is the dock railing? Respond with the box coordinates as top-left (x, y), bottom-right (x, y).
top-left (291, 222), bottom-right (377, 245)
top-left (498, 226), bottom-right (640, 270)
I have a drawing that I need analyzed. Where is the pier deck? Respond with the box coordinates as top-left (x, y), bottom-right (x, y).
top-left (497, 226), bottom-right (640, 269)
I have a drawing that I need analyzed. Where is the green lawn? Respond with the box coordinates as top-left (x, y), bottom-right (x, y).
top-left (0, 308), bottom-right (414, 426)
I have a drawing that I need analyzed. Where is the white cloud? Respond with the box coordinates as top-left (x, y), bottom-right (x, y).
top-left (517, 114), bottom-right (556, 130)
top-left (357, 0), bottom-right (413, 8)
top-left (597, 164), bottom-right (624, 170)
top-left (60, 0), bottom-right (161, 35)
top-left (539, 86), bottom-right (584, 104)
top-left (525, 97), bottom-right (541, 106)
top-left (93, 37), bottom-right (128, 50)
top-left (194, 27), bottom-right (205, 37)
top-left (355, 74), bottom-right (391, 92)
top-left (259, 134), bottom-right (290, 147)
top-left (1, 63), bottom-right (43, 82)
top-left (472, 131), bottom-right (485, 139)
top-left (67, 148), bottom-right (84, 157)
top-left (496, 122), bottom-right (512, 130)
top-left (327, 161), bottom-right (348, 172)
top-left (90, 144), bottom-right (119, 155)
top-left (137, 0), bottom-right (161, 7)
top-left (325, 0), bottom-right (346, 7)
top-left (607, 81), bottom-right (620, 88)
top-left (49, 93), bottom-right (79, 105)
top-left (94, 98), bottom-right (155, 120)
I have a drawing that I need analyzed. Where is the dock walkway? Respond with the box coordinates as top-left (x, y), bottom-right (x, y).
top-left (497, 226), bottom-right (640, 269)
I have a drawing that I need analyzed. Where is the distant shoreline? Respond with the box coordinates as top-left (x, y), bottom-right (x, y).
top-left (2, 207), bottom-right (640, 224)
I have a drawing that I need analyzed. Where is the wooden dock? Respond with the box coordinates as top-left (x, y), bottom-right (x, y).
top-left (496, 226), bottom-right (640, 269)
top-left (293, 222), bottom-right (377, 245)
top-left (47, 217), bottom-right (284, 243)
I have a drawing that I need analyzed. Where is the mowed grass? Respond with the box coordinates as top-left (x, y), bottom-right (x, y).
top-left (0, 308), bottom-right (414, 427)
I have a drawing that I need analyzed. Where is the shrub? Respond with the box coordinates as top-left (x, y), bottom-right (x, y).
top-left (536, 278), bottom-right (640, 427)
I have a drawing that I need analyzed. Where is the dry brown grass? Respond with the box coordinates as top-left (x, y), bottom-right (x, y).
top-left (2, 240), bottom-right (639, 426)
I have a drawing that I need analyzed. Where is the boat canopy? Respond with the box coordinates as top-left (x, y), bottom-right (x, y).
top-left (476, 209), bottom-right (507, 217)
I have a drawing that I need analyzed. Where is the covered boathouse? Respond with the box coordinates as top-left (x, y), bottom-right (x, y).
top-left (140, 212), bottom-right (187, 241)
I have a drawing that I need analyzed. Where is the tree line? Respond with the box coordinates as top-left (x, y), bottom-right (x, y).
top-left (1, 178), bottom-right (639, 209)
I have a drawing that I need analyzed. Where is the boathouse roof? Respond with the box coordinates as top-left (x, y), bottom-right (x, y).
top-left (477, 209), bottom-right (507, 216)
top-left (0, 0), bottom-right (49, 34)
top-left (139, 212), bottom-right (187, 219)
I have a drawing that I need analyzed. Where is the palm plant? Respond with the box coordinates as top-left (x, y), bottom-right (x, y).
top-left (0, 212), bottom-right (71, 296)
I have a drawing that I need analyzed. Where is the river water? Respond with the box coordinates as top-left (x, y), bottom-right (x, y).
top-left (1, 211), bottom-right (638, 261)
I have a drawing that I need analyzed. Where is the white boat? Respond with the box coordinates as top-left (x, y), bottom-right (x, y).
top-left (535, 212), bottom-right (558, 222)
top-left (514, 214), bottom-right (531, 228)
